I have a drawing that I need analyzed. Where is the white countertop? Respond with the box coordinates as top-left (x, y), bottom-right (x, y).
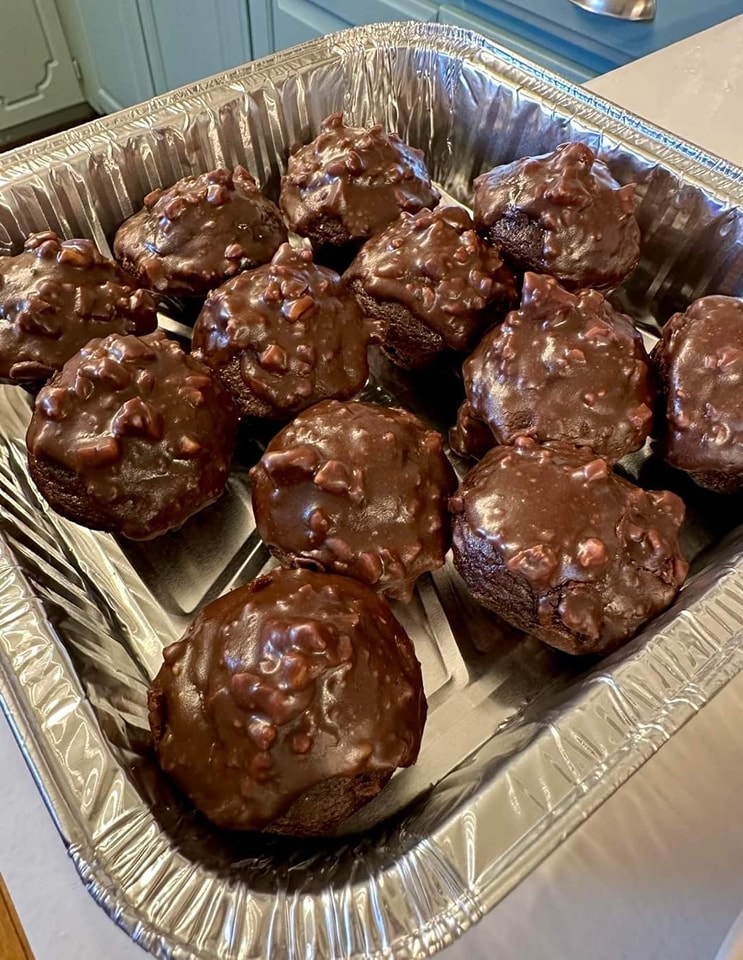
top-left (589, 13), bottom-right (743, 170)
top-left (4, 14), bottom-right (743, 960)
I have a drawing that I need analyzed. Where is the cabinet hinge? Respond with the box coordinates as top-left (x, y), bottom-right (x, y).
top-left (71, 57), bottom-right (83, 83)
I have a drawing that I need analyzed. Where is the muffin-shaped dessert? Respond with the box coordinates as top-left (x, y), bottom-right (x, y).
top-left (344, 206), bottom-right (517, 370)
top-left (250, 400), bottom-right (457, 601)
top-left (148, 567), bottom-right (427, 835)
top-left (450, 273), bottom-right (655, 462)
top-left (654, 295), bottom-right (743, 493)
top-left (473, 142), bottom-right (640, 291)
top-left (280, 113), bottom-right (440, 266)
top-left (450, 438), bottom-right (688, 655)
top-left (192, 243), bottom-right (379, 420)
top-left (0, 232), bottom-right (157, 386)
top-left (113, 166), bottom-right (287, 298)
top-left (27, 331), bottom-right (238, 539)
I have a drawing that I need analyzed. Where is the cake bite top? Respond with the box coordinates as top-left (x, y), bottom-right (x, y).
top-left (0, 231), bottom-right (157, 384)
top-left (473, 142), bottom-right (640, 291)
top-left (113, 166), bottom-right (287, 298)
top-left (280, 113), bottom-right (440, 258)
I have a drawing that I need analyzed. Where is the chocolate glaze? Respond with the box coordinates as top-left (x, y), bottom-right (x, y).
top-left (450, 437), bottom-right (688, 655)
top-left (250, 399), bottom-right (457, 601)
top-left (449, 400), bottom-right (496, 461)
top-left (344, 206), bottom-right (517, 369)
top-left (113, 166), bottom-right (288, 298)
top-left (280, 113), bottom-right (440, 260)
top-left (148, 567), bottom-right (426, 834)
top-left (473, 142), bottom-right (640, 291)
top-left (451, 273), bottom-right (654, 462)
top-left (0, 232), bottom-right (157, 384)
top-left (192, 243), bottom-right (379, 420)
top-left (654, 295), bottom-right (743, 493)
top-left (27, 330), bottom-right (238, 539)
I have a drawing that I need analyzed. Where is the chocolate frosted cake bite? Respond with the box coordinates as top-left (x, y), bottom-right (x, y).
top-left (450, 438), bottom-right (688, 656)
top-left (148, 567), bottom-right (427, 835)
top-left (113, 166), bottom-right (287, 298)
top-left (654, 295), bottom-right (743, 493)
top-left (0, 232), bottom-right (157, 386)
top-left (280, 113), bottom-right (440, 266)
top-left (345, 206), bottom-right (517, 370)
top-left (451, 273), bottom-right (655, 462)
top-left (192, 243), bottom-right (379, 420)
top-left (26, 330), bottom-right (237, 540)
top-left (473, 142), bottom-right (640, 291)
top-left (250, 399), bottom-right (457, 602)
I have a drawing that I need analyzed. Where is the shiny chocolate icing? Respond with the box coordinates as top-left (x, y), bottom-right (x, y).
top-left (451, 273), bottom-right (655, 462)
top-left (0, 232), bottom-right (157, 383)
top-left (192, 243), bottom-right (379, 419)
top-left (27, 330), bottom-right (238, 539)
top-left (148, 567), bottom-right (427, 834)
top-left (344, 205), bottom-right (517, 362)
top-left (280, 113), bottom-right (440, 254)
top-left (113, 166), bottom-right (287, 297)
top-left (473, 142), bottom-right (640, 291)
top-left (450, 437), bottom-right (688, 655)
top-left (654, 295), bottom-right (743, 492)
top-left (250, 399), bottom-right (457, 602)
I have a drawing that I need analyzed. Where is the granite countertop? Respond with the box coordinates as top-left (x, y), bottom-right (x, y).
top-left (3, 15), bottom-right (743, 960)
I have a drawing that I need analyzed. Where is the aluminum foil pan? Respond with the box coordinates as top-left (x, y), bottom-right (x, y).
top-left (2, 21), bottom-right (743, 960)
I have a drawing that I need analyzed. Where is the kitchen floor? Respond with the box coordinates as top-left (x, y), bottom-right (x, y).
top-left (0, 104), bottom-right (97, 155)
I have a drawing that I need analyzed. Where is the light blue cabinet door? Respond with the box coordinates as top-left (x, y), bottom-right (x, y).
top-left (272, 0), bottom-right (351, 50)
top-left (56, 0), bottom-right (155, 113)
top-left (319, 0), bottom-right (437, 23)
top-left (247, 0), bottom-right (274, 59)
top-left (137, 0), bottom-right (252, 94)
top-left (438, 5), bottom-right (592, 83)
top-left (251, 0), bottom-right (437, 57)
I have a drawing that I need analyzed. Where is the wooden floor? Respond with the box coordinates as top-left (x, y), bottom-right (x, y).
top-left (0, 875), bottom-right (34, 959)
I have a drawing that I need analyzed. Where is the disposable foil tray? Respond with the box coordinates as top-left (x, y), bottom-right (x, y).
top-left (2, 21), bottom-right (743, 960)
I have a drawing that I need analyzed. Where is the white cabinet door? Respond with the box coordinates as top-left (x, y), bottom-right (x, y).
top-left (56, 0), bottom-right (155, 114)
top-left (0, 0), bottom-right (83, 132)
top-left (138, 0), bottom-right (252, 95)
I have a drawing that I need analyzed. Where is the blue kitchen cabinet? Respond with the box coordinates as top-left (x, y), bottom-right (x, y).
top-left (138, 0), bottom-right (252, 95)
top-left (59, 0), bottom-right (253, 113)
top-left (57, 0), bottom-right (156, 114)
top-left (58, 0), bottom-right (743, 118)
top-left (438, 4), bottom-right (593, 83)
top-left (268, 0), bottom-right (351, 50)
top-left (314, 0), bottom-right (437, 24)
top-left (442, 0), bottom-right (743, 80)
top-left (254, 0), bottom-right (436, 54)
top-left (255, 0), bottom-right (743, 87)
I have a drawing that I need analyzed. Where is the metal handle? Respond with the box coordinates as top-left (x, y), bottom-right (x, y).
top-left (565, 0), bottom-right (656, 21)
